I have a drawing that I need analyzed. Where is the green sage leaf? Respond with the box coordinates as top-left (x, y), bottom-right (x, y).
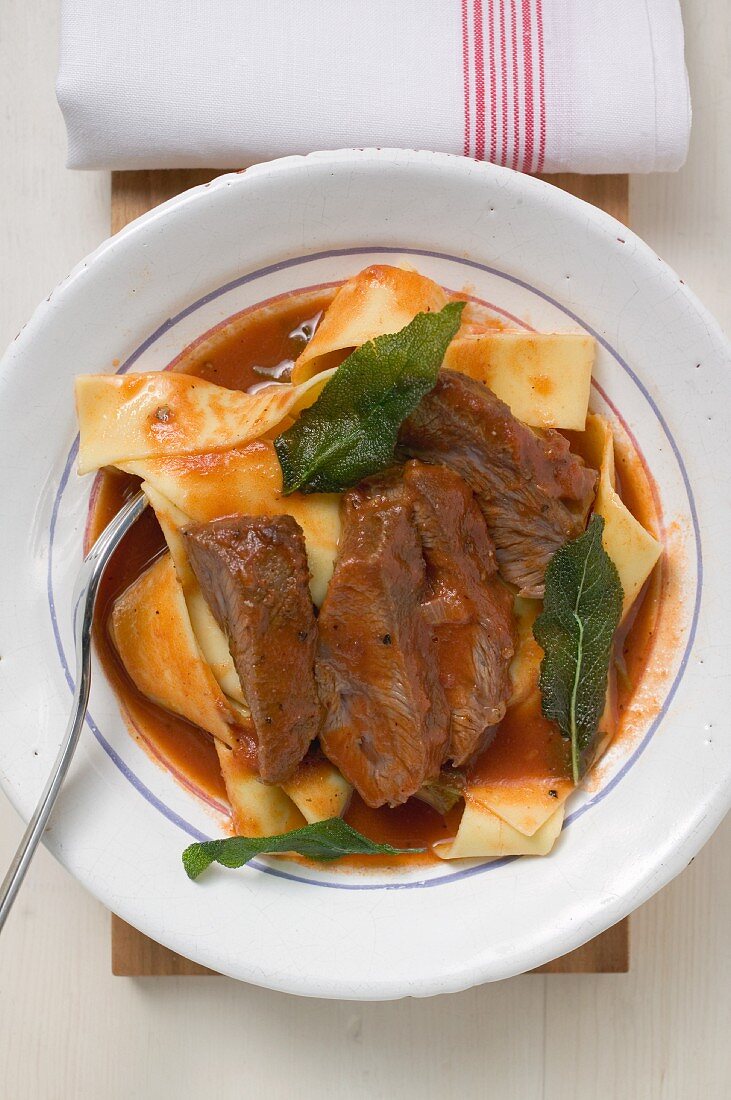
top-left (532, 514), bottom-right (623, 785)
top-left (182, 817), bottom-right (425, 880)
top-left (274, 301), bottom-right (465, 494)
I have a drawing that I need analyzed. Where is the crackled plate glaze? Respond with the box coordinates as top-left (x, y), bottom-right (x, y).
top-left (0, 150), bottom-right (728, 998)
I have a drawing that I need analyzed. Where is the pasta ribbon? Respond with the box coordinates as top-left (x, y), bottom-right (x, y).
top-left (573, 414), bottom-right (662, 618)
top-left (282, 759), bottom-right (352, 825)
top-left (84, 266), bottom-right (663, 860)
top-left (444, 604), bottom-right (620, 859)
top-left (507, 596), bottom-right (543, 709)
top-left (125, 441), bottom-right (341, 607)
top-left (291, 264), bottom-right (448, 383)
top-left (216, 742), bottom-right (306, 837)
top-left (443, 331), bottom-right (594, 431)
top-left (109, 553), bottom-right (242, 748)
top-left (140, 481), bottom-right (245, 706)
top-left (76, 368), bottom-right (332, 474)
top-left (467, 779), bottom-right (574, 839)
top-left (434, 800), bottom-right (565, 860)
top-left (137, 484), bottom-right (352, 832)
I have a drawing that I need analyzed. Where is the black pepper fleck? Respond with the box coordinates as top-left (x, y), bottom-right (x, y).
top-left (382, 634), bottom-right (392, 645)
top-left (548, 789), bottom-right (558, 798)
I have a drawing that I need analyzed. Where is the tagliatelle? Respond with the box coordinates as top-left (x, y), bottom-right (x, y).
top-left (77, 262), bottom-right (666, 870)
top-left (218, 725), bottom-right (351, 838)
top-left (291, 264), bottom-right (449, 383)
top-left (443, 331), bottom-right (594, 430)
top-left (434, 800), bottom-right (565, 860)
top-left (573, 414), bottom-right (662, 618)
top-left (438, 414), bottom-right (648, 859)
top-left (468, 779), bottom-right (574, 837)
top-left (124, 440), bottom-right (342, 607)
top-left (75, 368), bottom-right (333, 475)
top-left (462, 583), bottom-right (621, 852)
top-left (140, 481), bottom-right (246, 706)
top-left (141, 481), bottom-right (352, 827)
top-left (449, 689), bottom-right (574, 852)
top-left (215, 741), bottom-right (306, 837)
top-left (219, 732), bottom-right (352, 837)
top-left (112, 513), bottom-right (350, 837)
top-left (507, 597), bottom-right (543, 709)
top-left (109, 553), bottom-right (241, 748)
top-left (282, 758), bottom-right (353, 824)
top-left (452, 732), bottom-right (605, 853)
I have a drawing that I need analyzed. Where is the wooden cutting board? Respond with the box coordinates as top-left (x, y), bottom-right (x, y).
top-left (109, 169), bottom-right (630, 978)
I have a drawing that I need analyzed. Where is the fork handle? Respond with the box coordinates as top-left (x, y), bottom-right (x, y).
top-left (0, 491), bottom-right (146, 933)
top-left (0, 623), bottom-right (90, 930)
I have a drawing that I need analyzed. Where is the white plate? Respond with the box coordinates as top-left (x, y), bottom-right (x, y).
top-left (0, 149), bottom-right (729, 999)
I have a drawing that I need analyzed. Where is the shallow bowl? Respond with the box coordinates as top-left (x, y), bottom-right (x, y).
top-left (0, 149), bottom-right (729, 998)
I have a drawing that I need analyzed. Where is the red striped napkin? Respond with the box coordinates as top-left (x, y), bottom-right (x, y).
top-left (57, 0), bottom-right (690, 173)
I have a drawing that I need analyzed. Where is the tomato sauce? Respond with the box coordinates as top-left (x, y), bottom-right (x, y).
top-left (88, 285), bottom-right (664, 862)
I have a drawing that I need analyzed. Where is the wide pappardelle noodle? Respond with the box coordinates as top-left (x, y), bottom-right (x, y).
top-left (76, 264), bottom-right (662, 868)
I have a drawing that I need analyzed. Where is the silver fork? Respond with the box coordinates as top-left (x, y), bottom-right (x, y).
top-left (0, 490), bottom-right (147, 932)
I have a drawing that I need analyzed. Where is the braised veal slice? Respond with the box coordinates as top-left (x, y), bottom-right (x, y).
top-left (400, 370), bottom-right (597, 597)
top-left (182, 514), bottom-right (320, 785)
top-left (404, 461), bottom-right (516, 765)
top-left (316, 473), bottom-right (450, 808)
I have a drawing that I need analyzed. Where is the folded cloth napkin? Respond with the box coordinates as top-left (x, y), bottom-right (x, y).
top-left (57, 0), bottom-right (690, 173)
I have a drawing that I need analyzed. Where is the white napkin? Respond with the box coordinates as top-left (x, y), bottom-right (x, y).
top-left (57, 0), bottom-right (690, 173)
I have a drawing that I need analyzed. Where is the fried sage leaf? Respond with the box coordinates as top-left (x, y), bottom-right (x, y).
top-left (182, 817), bottom-right (425, 880)
top-left (274, 301), bottom-right (465, 494)
top-left (532, 514), bottom-right (623, 785)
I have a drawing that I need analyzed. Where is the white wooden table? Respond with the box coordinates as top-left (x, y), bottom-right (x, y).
top-left (1, 2), bottom-right (729, 1096)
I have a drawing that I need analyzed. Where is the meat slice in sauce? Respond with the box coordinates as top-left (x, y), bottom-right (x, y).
top-left (400, 370), bottom-right (597, 597)
top-left (316, 472), bottom-right (450, 808)
top-left (182, 514), bottom-right (320, 785)
top-left (404, 461), bottom-right (516, 765)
